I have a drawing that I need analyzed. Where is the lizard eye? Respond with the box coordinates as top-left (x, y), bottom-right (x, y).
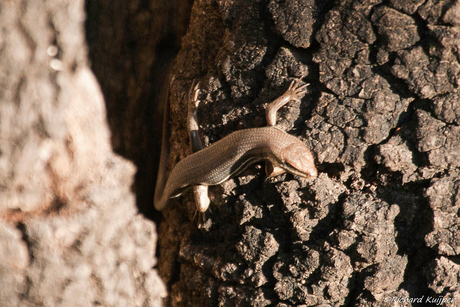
top-left (281, 142), bottom-right (318, 178)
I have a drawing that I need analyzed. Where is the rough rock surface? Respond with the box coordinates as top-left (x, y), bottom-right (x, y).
top-left (156, 0), bottom-right (460, 306)
top-left (0, 1), bottom-right (165, 306)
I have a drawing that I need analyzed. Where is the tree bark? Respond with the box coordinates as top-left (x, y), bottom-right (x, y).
top-left (0, 1), bottom-right (166, 306)
top-left (2, 0), bottom-right (459, 306)
top-left (158, 0), bottom-right (460, 306)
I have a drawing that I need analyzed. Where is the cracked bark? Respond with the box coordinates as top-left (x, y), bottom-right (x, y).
top-left (157, 0), bottom-right (460, 306)
top-left (2, 0), bottom-right (460, 307)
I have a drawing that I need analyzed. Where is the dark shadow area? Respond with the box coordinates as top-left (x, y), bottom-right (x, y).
top-left (84, 1), bottom-right (193, 223)
top-left (378, 180), bottom-right (435, 300)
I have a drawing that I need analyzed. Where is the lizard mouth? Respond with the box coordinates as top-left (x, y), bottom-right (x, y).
top-left (280, 142), bottom-right (318, 178)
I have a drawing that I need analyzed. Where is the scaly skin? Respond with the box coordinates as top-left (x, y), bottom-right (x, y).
top-left (154, 78), bottom-right (317, 211)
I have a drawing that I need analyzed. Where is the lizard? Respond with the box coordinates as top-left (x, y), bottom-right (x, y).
top-left (154, 77), bottom-right (317, 212)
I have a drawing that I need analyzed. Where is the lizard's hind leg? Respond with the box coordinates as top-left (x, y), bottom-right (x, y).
top-left (187, 80), bottom-right (205, 152)
top-left (187, 81), bottom-right (211, 215)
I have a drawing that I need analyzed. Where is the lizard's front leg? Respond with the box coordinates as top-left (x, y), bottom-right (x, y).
top-left (265, 78), bottom-right (309, 126)
top-left (265, 78), bottom-right (309, 176)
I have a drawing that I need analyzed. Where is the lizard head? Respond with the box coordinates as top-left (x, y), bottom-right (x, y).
top-left (279, 142), bottom-right (317, 178)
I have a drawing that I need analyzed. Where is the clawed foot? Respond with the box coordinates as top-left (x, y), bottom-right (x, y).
top-left (284, 78), bottom-right (309, 102)
top-left (266, 77), bottom-right (309, 126)
top-left (193, 204), bottom-right (213, 230)
top-left (188, 79), bottom-right (201, 111)
top-left (187, 80), bottom-right (204, 152)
